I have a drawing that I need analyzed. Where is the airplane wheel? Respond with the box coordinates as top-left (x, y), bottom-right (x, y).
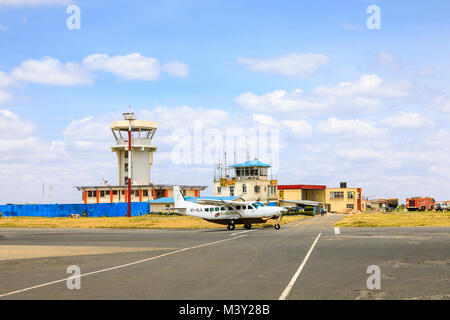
top-left (227, 224), bottom-right (235, 231)
top-left (274, 223), bottom-right (281, 230)
top-left (244, 224), bottom-right (252, 230)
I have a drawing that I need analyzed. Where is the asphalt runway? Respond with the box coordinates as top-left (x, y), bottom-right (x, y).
top-left (0, 215), bottom-right (449, 300)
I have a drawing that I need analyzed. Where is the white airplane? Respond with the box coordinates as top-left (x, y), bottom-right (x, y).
top-left (171, 186), bottom-right (288, 230)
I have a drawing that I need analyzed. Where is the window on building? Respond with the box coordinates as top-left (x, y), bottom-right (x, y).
top-left (113, 190), bottom-right (118, 195)
top-left (106, 190), bottom-right (110, 196)
top-left (330, 192), bottom-right (344, 199)
top-left (347, 204), bottom-right (354, 209)
top-left (217, 187), bottom-right (222, 194)
top-left (242, 184), bottom-right (247, 193)
top-left (88, 191), bottom-right (93, 197)
top-left (230, 186), bottom-right (234, 196)
top-left (348, 191), bottom-right (355, 199)
top-left (100, 191), bottom-right (105, 197)
top-left (135, 190), bottom-right (139, 196)
top-left (254, 186), bottom-right (260, 193)
top-left (143, 190), bottom-right (148, 197)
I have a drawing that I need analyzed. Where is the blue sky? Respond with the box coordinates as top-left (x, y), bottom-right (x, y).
top-left (0, 0), bottom-right (450, 204)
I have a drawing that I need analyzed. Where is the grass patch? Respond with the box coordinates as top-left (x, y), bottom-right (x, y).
top-left (335, 211), bottom-right (450, 228)
top-left (0, 214), bottom-right (307, 230)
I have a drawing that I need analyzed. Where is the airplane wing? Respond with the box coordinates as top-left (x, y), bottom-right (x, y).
top-left (193, 198), bottom-right (248, 206)
top-left (193, 199), bottom-right (244, 217)
top-left (282, 200), bottom-right (322, 207)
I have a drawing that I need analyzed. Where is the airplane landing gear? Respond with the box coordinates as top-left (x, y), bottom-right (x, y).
top-left (227, 223), bottom-right (235, 231)
top-left (274, 222), bottom-right (281, 230)
top-left (244, 224), bottom-right (252, 230)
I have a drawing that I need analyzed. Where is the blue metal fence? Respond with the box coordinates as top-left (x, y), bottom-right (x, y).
top-left (0, 202), bottom-right (150, 217)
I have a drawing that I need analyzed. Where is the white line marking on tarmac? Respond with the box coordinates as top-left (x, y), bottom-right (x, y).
top-left (0, 234), bottom-right (248, 299)
top-left (334, 227), bottom-right (340, 235)
top-left (230, 230), bottom-right (255, 236)
top-left (279, 232), bottom-right (322, 300)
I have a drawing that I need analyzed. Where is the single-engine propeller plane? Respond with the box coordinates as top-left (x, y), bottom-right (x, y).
top-left (170, 186), bottom-right (288, 230)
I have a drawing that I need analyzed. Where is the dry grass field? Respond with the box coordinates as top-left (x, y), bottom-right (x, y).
top-left (335, 211), bottom-right (450, 227)
top-left (0, 214), bottom-right (308, 229)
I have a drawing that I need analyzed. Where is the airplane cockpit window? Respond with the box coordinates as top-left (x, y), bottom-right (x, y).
top-left (248, 205), bottom-right (255, 209)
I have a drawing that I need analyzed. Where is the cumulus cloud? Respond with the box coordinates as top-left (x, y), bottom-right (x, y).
top-left (428, 93), bottom-right (450, 113)
top-left (235, 74), bottom-right (412, 115)
top-left (237, 53), bottom-right (329, 77)
top-left (382, 112), bottom-right (433, 129)
top-left (0, 71), bottom-right (15, 104)
top-left (0, 109), bottom-right (36, 139)
top-left (82, 53), bottom-right (161, 81)
top-left (313, 74), bottom-right (411, 100)
top-left (11, 57), bottom-right (93, 86)
top-left (252, 114), bottom-right (279, 127)
top-left (235, 89), bottom-right (327, 114)
top-left (317, 117), bottom-right (384, 137)
top-left (281, 120), bottom-right (312, 138)
top-left (162, 61), bottom-right (189, 78)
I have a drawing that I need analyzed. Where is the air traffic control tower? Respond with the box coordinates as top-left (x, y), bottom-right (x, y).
top-left (76, 111), bottom-right (206, 205)
top-left (111, 112), bottom-right (157, 186)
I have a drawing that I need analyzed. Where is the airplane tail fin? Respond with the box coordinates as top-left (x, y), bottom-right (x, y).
top-left (173, 186), bottom-right (187, 209)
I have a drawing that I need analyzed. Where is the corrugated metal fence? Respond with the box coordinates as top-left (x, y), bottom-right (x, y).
top-left (0, 202), bottom-right (150, 217)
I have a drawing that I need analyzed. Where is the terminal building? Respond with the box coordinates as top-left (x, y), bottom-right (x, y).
top-left (277, 182), bottom-right (363, 213)
top-left (213, 160), bottom-right (279, 202)
top-left (76, 112), bottom-right (206, 204)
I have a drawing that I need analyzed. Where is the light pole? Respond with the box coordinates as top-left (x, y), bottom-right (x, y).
top-left (124, 110), bottom-right (136, 217)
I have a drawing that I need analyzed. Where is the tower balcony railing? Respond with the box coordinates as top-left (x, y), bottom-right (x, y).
top-left (113, 138), bottom-right (156, 149)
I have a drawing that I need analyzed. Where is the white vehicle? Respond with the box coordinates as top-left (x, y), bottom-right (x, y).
top-left (171, 186), bottom-right (288, 230)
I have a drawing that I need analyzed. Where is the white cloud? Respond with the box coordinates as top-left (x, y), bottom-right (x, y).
top-left (235, 89), bottom-right (327, 113)
top-left (162, 61), bottom-right (189, 78)
top-left (237, 53), bottom-right (329, 77)
top-left (317, 117), bottom-right (384, 137)
top-left (252, 114), bottom-right (279, 127)
top-left (235, 74), bottom-right (412, 115)
top-left (0, 109), bottom-right (35, 139)
top-left (376, 51), bottom-right (400, 71)
top-left (281, 120), bottom-right (312, 138)
top-left (0, 24), bottom-right (7, 30)
top-left (0, 0), bottom-right (71, 7)
top-left (382, 112), bottom-right (433, 129)
top-left (11, 57), bottom-right (93, 86)
top-left (428, 93), bottom-right (450, 113)
top-left (313, 74), bottom-right (411, 100)
top-left (82, 53), bottom-right (161, 81)
top-left (0, 71), bottom-right (15, 104)
top-left (336, 148), bottom-right (383, 161)
top-left (63, 115), bottom-right (115, 151)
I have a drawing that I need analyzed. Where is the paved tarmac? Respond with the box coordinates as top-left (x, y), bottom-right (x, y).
top-left (0, 215), bottom-right (449, 300)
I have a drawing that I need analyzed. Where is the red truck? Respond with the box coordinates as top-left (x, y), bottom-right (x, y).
top-left (406, 197), bottom-right (435, 211)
